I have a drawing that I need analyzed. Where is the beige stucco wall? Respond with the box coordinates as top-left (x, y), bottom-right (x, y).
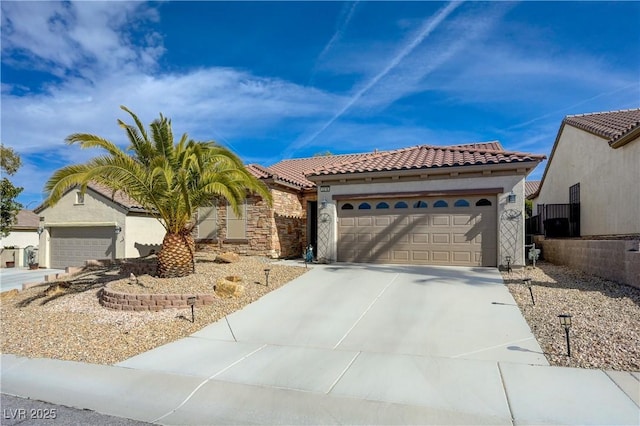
top-left (534, 126), bottom-right (640, 235)
top-left (315, 173), bottom-right (528, 266)
top-left (124, 215), bottom-right (165, 258)
top-left (0, 230), bottom-right (39, 250)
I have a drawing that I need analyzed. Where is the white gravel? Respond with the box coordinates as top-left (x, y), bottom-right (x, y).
top-left (503, 262), bottom-right (640, 371)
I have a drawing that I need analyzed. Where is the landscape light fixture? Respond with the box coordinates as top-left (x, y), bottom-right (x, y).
top-left (264, 268), bottom-right (271, 287)
top-left (507, 192), bottom-right (516, 203)
top-left (558, 314), bottom-right (572, 357)
top-left (505, 255), bottom-right (512, 273)
top-left (187, 296), bottom-right (197, 323)
top-left (523, 278), bottom-right (535, 305)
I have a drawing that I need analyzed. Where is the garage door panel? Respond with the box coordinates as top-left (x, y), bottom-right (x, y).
top-left (432, 251), bottom-right (451, 262)
top-left (453, 251), bottom-right (472, 263)
top-left (338, 196), bottom-right (496, 266)
top-left (432, 216), bottom-right (450, 226)
top-left (432, 233), bottom-right (450, 244)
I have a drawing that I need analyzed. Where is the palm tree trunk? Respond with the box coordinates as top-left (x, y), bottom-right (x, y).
top-left (157, 231), bottom-right (195, 278)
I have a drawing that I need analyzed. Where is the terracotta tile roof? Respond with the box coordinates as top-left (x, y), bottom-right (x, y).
top-left (307, 143), bottom-right (545, 177)
top-left (12, 210), bottom-right (39, 229)
top-left (564, 108), bottom-right (640, 145)
top-left (246, 164), bottom-right (273, 180)
top-left (525, 181), bottom-right (540, 199)
top-left (265, 152), bottom-right (377, 189)
top-left (450, 141), bottom-right (504, 151)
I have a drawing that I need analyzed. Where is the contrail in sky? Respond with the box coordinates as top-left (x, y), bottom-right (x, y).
top-left (318, 1), bottom-right (359, 61)
top-left (288, 1), bottom-right (464, 155)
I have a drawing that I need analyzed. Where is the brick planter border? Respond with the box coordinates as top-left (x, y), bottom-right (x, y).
top-left (100, 284), bottom-right (215, 311)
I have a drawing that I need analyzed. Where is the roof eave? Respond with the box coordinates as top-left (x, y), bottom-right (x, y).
top-left (610, 125), bottom-right (640, 148)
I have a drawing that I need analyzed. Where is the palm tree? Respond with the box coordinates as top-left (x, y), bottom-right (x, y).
top-left (44, 106), bottom-right (272, 278)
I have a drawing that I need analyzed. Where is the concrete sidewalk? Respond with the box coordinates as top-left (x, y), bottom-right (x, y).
top-left (0, 267), bottom-right (65, 292)
top-left (2, 263), bottom-right (639, 424)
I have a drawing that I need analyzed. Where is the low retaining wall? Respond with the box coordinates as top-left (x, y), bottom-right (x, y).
top-left (100, 286), bottom-right (215, 311)
top-left (536, 237), bottom-right (640, 289)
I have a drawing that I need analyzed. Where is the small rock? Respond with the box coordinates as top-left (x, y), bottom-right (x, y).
top-left (214, 278), bottom-right (245, 298)
top-left (215, 252), bottom-right (240, 263)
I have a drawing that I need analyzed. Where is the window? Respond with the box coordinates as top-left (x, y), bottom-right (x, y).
top-left (394, 201), bottom-right (408, 209)
top-left (341, 203), bottom-right (354, 210)
top-left (454, 199), bottom-right (470, 207)
top-left (376, 202), bottom-right (389, 209)
top-left (475, 198), bottom-right (492, 206)
top-left (570, 183), bottom-right (580, 205)
top-left (75, 191), bottom-right (85, 205)
top-left (197, 206), bottom-right (217, 239)
top-left (226, 201), bottom-right (247, 239)
top-left (413, 200), bottom-right (428, 208)
top-left (433, 200), bottom-right (448, 208)
top-left (358, 202), bottom-right (371, 210)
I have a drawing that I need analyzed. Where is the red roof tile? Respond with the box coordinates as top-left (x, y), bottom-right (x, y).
top-left (307, 143), bottom-right (545, 177)
top-left (564, 108), bottom-right (640, 145)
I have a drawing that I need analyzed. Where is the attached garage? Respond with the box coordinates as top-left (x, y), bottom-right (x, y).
top-left (337, 196), bottom-right (497, 266)
top-left (50, 227), bottom-right (115, 268)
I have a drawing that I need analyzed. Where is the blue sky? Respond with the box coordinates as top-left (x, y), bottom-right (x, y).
top-left (2, 1), bottom-right (639, 209)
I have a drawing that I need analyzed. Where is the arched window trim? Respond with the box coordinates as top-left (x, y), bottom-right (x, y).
top-left (341, 203), bottom-right (354, 210)
top-left (413, 200), bottom-right (428, 208)
top-left (394, 201), bottom-right (408, 209)
top-left (376, 202), bottom-right (390, 209)
top-left (454, 199), bottom-right (470, 207)
top-left (433, 200), bottom-right (448, 208)
top-left (358, 202), bottom-right (372, 210)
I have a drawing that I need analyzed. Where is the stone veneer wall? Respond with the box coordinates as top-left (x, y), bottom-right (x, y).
top-left (535, 236), bottom-right (640, 289)
top-left (100, 285), bottom-right (215, 311)
top-left (271, 188), bottom-right (305, 258)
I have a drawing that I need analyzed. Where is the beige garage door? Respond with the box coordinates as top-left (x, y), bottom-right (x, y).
top-left (337, 196), bottom-right (497, 266)
top-left (50, 227), bottom-right (115, 268)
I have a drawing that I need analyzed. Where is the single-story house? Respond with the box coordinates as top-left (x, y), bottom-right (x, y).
top-left (0, 209), bottom-right (40, 268)
top-left (531, 108), bottom-right (640, 237)
top-left (202, 141), bottom-right (545, 267)
top-left (34, 183), bottom-right (165, 268)
top-left (1, 209), bottom-right (40, 249)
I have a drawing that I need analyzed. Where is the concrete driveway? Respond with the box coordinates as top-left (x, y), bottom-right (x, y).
top-left (3, 263), bottom-right (638, 425)
top-left (0, 267), bottom-right (65, 292)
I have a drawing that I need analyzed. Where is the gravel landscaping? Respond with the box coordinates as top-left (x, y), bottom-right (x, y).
top-left (0, 253), bottom-right (308, 365)
top-left (1, 255), bottom-right (638, 372)
top-left (503, 262), bottom-right (640, 371)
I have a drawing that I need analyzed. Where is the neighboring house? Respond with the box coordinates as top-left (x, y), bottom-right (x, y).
top-left (204, 141), bottom-right (544, 266)
top-left (34, 183), bottom-right (165, 268)
top-left (0, 209), bottom-right (40, 249)
top-left (0, 210), bottom-right (40, 268)
top-left (531, 108), bottom-right (640, 237)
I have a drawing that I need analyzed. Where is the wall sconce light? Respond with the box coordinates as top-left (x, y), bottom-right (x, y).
top-left (558, 314), bottom-right (572, 357)
top-left (114, 226), bottom-right (122, 234)
top-left (37, 227), bottom-right (44, 235)
top-left (507, 192), bottom-right (517, 203)
top-left (321, 198), bottom-right (328, 209)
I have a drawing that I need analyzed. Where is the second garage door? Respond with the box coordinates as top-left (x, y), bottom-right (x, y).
top-left (337, 196), bottom-right (497, 267)
top-left (50, 226), bottom-right (115, 269)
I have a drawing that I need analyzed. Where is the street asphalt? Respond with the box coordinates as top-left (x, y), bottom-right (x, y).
top-left (1, 262), bottom-right (639, 424)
